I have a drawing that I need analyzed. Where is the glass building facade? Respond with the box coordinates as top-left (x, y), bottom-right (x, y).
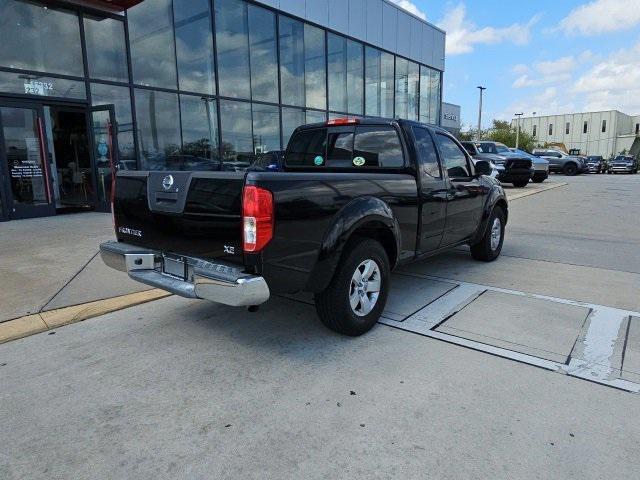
top-left (0, 0), bottom-right (443, 220)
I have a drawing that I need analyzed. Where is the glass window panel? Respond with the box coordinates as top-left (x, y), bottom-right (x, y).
top-left (178, 95), bottom-right (220, 170)
top-left (279, 16), bottom-right (304, 107)
top-left (306, 110), bottom-right (326, 124)
top-left (248, 5), bottom-right (278, 102)
top-left (0, 1), bottom-right (83, 77)
top-left (346, 40), bottom-right (363, 115)
top-left (1, 106), bottom-right (49, 206)
top-left (91, 83), bottom-right (135, 163)
top-left (395, 57), bottom-right (408, 119)
top-left (412, 126), bottom-right (441, 178)
top-left (419, 66), bottom-right (431, 123)
top-left (408, 61), bottom-right (419, 121)
top-left (429, 69), bottom-right (441, 125)
top-left (83, 15), bottom-right (128, 82)
top-left (285, 128), bottom-right (327, 167)
top-left (173, 0), bottom-right (215, 95)
top-left (436, 134), bottom-right (471, 178)
top-left (252, 103), bottom-right (280, 155)
top-left (219, 100), bottom-right (253, 168)
top-left (327, 131), bottom-right (353, 167)
top-left (327, 33), bottom-right (346, 113)
top-left (365, 47), bottom-right (381, 117)
top-left (0, 71), bottom-right (86, 100)
top-left (215, 0), bottom-right (250, 99)
top-left (353, 126), bottom-right (404, 168)
top-left (128, 0), bottom-right (177, 89)
top-left (134, 88), bottom-right (181, 170)
top-left (304, 24), bottom-right (326, 110)
top-left (381, 52), bottom-right (395, 118)
top-left (282, 107), bottom-right (305, 148)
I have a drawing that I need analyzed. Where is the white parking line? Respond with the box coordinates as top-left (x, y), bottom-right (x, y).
top-left (381, 273), bottom-right (640, 393)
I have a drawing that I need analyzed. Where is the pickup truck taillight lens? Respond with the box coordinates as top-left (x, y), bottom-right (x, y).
top-left (242, 185), bottom-right (273, 253)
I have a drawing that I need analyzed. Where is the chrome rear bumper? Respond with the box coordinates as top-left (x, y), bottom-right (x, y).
top-left (100, 241), bottom-right (270, 307)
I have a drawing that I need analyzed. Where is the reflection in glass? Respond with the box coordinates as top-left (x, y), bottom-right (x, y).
top-left (91, 83), bottom-right (136, 165)
top-left (306, 110), bottom-right (326, 124)
top-left (128, 0), bottom-right (177, 89)
top-left (279, 16), bottom-right (304, 107)
top-left (134, 88), bottom-right (181, 170)
top-left (0, 1), bottom-right (83, 76)
top-left (83, 15), bottom-right (128, 82)
top-left (248, 5), bottom-right (278, 102)
top-left (179, 95), bottom-right (220, 170)
top-left (419, 66), bottom-right (432, 124)
top-left (365, 47), bottom-right (394, 118)
top-left (216, 0), bottom-right (251, 99)
top-left (219, 100), bottom-right (253, 169)
top-left (174, 0), bottom-right (215, 95)
top-left (0, 107), bottom-right (48, 206)
top-left (328, 34), bottom-right (363, 115)
top-left (0, 71), bottom-right (86, 100)
top-left (429, 69), bottom-right (441, 125)
top-left (407, 61), bottom-right (419, 121)
top-left (395, 57), bottom-right (408, 119)
top-left (281, 107), bottom-right (304, 148)
top-left (304, 24), bottom-right (326, 110)
top-left (252, 103), bottom-right (280, 154)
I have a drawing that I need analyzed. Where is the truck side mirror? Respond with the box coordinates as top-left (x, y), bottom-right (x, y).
top-left (474, 160), bottom-right (492, 176)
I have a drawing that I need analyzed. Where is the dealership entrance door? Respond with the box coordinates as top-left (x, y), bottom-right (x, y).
top-left (0, 99), bottom-right (118, 221)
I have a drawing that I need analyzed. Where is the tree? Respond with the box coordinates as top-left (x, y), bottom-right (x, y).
top-left (485, 120), bottom-right (536, 152)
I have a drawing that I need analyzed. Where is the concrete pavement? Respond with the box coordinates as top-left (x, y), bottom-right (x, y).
top-left (0, 212), bottom-right (150, 322)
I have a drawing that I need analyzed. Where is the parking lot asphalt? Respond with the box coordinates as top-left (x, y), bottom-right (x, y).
top-left (1, 174), bottom-right (640, 479)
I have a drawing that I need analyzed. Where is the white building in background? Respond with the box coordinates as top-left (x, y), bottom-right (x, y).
top-left (441, 102), bottom-right (461, 136)
top-left (511, 111), bottom-right (640, 158)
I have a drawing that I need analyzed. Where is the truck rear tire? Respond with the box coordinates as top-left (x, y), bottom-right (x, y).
top-left (315, 238), bottom-right (390, 336)
top-left (512, 180), bottom-right (529, 188)
top-left (470, 207), bottom-right (505, 262)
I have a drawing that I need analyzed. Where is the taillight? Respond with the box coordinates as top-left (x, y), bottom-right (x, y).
top-left (242, 185), bottom-right (273, 253)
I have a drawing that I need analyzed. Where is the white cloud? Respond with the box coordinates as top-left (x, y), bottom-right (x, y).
top-left (388, 0), bottom-right (427, 21)
top-left (438, 4), bottom-right (541, 55)
top-left (558, 0), bottom-right (640, 36)
top-left (512, 56), bottom-right (577, 88)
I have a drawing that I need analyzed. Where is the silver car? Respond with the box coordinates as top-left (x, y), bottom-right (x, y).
top-left (510, 148), bottom-right (549, 183)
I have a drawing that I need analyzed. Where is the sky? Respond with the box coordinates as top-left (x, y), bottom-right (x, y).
top-left (389, 0), bottom-right (640, 130)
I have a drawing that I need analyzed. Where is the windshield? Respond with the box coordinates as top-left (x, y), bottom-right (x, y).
top-left (495, 144), bottom-right (510, 153)
top-left (478, 143), bottom-right (496, 154)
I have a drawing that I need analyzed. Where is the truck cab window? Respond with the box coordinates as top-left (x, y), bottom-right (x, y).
top-left (412, 126), bottom-right (441, 178)
top-left (437, 134), bottom-right (472, 178)
top-left (353, 126), bottom-right (404, 167)
top-left (327, 131), bottom-right (354, 167)
top-left (286, 128), bottom-right (327, 166)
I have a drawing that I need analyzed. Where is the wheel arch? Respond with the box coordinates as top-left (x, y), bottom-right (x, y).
top-left (305, 197), bottom-right (400, 293)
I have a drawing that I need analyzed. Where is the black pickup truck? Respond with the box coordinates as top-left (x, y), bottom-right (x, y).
top-left (101, 118), bottom-right (508, 336)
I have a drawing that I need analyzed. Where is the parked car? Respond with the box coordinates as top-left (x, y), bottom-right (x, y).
top-left (586, 155), bottom-right (606, 174)
top-left (609, 155), bottom-right (639, 174)
top-left (460, 141), bottom-right (533, 187)
top-left (101, 118), bottom-right (508, 336)
top-left (509, 148), bottom-right (549, 183)
top-left (532, 149), bottom-right (589, 176)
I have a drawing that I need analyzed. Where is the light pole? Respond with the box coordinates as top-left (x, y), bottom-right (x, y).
top-left (476, 86), bottom-right (486, 140)
top-left (514, 112), bottom-right (523, 149)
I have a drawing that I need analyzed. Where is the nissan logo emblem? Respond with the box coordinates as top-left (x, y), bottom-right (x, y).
top-left (162, 175), bottom-right (174, 191)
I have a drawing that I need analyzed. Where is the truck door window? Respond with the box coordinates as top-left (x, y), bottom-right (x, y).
top-left (412, 126), bottom-right (441, 178)
top-left (327, 131), bottom-right (354, 167)
top-left (286, 128), bottom-right (327, 166)
top-left (436, 134), bottom-right (472, 179)
top-left (353, 126), bottom-right (404, 167)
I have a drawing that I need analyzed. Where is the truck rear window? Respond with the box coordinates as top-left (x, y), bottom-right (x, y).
top-left (286, 126), bottom-right (404, 169)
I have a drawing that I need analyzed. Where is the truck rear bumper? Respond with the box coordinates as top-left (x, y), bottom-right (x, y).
top-left (100, 241), bottom-right (270, 307)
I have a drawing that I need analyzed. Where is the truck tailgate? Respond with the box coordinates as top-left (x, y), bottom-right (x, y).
top-left (113, 171), bottom-right (245, 264)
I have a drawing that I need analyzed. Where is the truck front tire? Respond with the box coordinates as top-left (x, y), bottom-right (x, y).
top-left (470, 207), bottom-right (506, 262)
top-left (315, 238), bottom-right (390, 336)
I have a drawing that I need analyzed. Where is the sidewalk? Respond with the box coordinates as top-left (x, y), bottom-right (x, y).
top-left (0, 212), bottom-right (151, 323)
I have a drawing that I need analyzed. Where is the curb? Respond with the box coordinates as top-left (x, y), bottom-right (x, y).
top-left (506, 181), bottom-right (567, 201)
top-left (0, 289), bottom-right (171, 345)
